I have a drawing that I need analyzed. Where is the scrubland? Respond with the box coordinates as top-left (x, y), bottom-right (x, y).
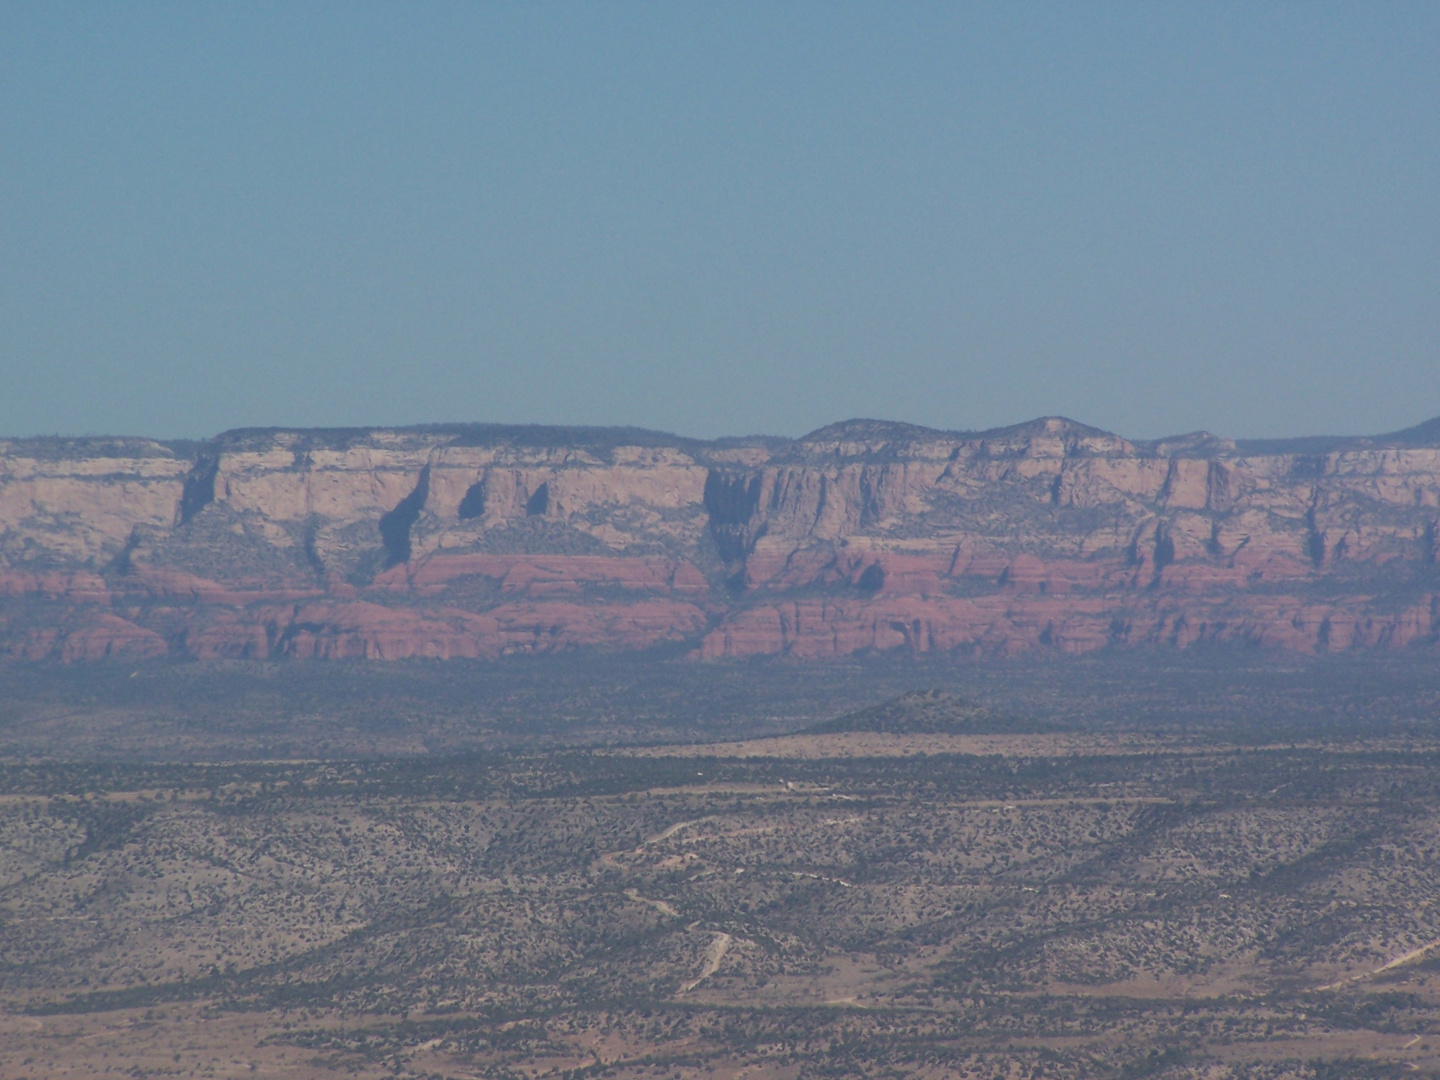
top-left (4, 655), bottom-right (1440, 1078)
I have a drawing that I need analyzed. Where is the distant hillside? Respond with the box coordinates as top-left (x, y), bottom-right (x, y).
top-left (807, 690), bottom-right (1038, 735)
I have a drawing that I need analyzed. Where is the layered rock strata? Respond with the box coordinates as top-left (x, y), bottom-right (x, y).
top-left (3, 417), bottom-right (1440, 661)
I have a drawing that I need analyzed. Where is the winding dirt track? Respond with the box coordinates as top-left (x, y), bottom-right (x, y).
top-left (680, 933), bottom-right (732, 993)
top-left (1315, 935), bottom-right (1440, 991)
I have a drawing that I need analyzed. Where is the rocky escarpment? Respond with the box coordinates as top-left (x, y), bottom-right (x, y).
top-left (3, 417), bottom-right (1440, 661)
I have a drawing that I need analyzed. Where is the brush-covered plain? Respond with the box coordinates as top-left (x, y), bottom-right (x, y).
top-left (4, 655), bottom-right (1440, 1079)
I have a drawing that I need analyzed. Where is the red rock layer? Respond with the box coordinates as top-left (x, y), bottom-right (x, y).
top-left (2, 418), bottom-right (1439, 661)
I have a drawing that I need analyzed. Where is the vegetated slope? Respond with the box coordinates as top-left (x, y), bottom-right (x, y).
top-left (4, 414), bottom-right (1440, 661)
top-left (805, 690), bottom-right (1020, 735)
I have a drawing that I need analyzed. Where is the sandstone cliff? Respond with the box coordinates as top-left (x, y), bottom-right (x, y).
top-left (4, 417), bottom-right (1440, 661)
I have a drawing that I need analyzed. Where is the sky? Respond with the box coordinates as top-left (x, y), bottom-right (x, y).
top-left (1, 3), bottom-right (1437, 442)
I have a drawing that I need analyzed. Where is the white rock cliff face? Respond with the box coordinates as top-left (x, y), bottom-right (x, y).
top-left (2, 418), bottom-right (1439, 661)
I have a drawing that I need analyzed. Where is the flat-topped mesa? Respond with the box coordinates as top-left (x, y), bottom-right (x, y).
top-left (3, 417), bottom-right (1440, 661)
top-left (784, 416), bottom-right (1133, 461)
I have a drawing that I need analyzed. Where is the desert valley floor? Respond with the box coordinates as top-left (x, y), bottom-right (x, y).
top-left (3, 654), bottom-right (1440, 1079)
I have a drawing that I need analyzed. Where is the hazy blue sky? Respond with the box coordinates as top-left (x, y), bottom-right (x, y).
top-left (1, 3), bottom-right (1436, 440)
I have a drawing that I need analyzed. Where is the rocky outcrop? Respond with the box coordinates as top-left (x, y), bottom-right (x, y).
top-left (4, 417), bottom-right (1440, 661)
